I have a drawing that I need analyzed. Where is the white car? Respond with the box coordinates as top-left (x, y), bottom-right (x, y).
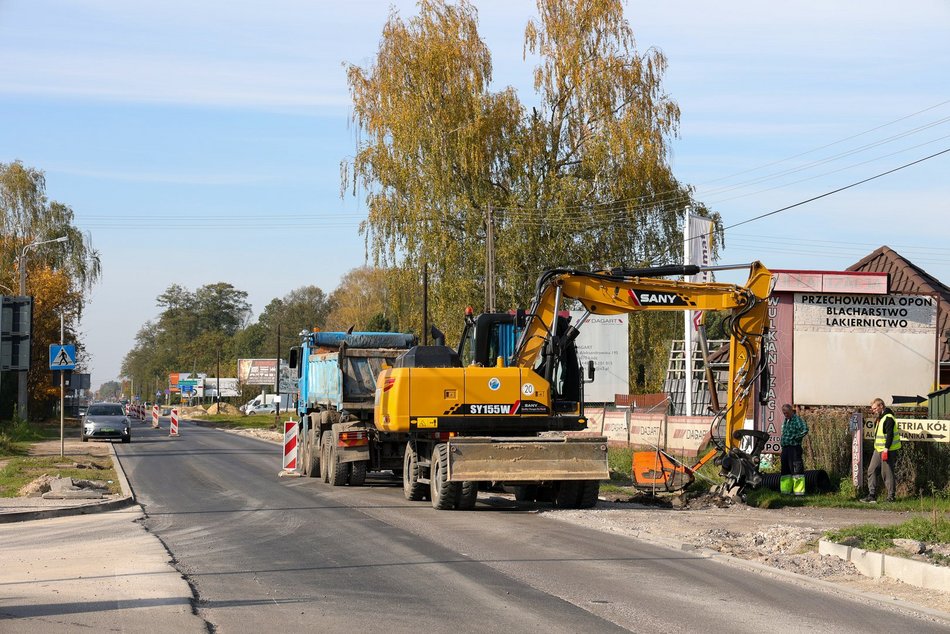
top-left (245, 403), bottom-right (277, 415)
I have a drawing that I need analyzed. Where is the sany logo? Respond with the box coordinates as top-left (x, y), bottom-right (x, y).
top-left (488, 377), bottom-right (501, 390)
top-left (627, 290), bottom-right (687, 306)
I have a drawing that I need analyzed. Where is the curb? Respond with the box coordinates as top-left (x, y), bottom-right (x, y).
top-left (0, 442), bottom-right (137, 524)
top-left (819, 538), bottom-right (950, 592)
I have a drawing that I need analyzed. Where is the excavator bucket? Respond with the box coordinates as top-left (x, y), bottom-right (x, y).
top-left (631, 450), bottom-right (695, 493)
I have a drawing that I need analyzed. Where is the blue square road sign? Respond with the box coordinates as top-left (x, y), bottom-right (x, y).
top-left (49, 344), bottom-right (77, 370)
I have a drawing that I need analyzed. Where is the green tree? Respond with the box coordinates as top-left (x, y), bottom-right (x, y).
top-left (344, 0), bottom-right (718, 376)
top-left (253, 285), bottom-right (333, 356)
top-left (98, 381), bottom-right (122, 400)
top-left (121, 283), bottom-right (251, 395)
top-left (326, 267), bottom-right (396, 332)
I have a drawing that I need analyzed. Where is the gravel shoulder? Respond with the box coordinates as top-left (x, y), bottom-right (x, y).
top-left (544, 498), bottom-right (950, 615)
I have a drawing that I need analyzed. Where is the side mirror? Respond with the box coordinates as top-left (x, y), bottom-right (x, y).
top-left (288, 347), bottom-right (299, 369)
top-left (586, 360), bottom-right (595, 382)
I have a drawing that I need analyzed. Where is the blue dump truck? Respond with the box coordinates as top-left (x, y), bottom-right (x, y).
top-left (289, 330), bottom-right (417, 485)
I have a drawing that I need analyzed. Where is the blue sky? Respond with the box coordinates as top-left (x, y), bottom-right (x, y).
top-left (1, 1), bottom-right (948, 389)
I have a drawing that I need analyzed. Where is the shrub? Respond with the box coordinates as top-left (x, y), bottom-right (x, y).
top-left (801, 407), bottom-right (852, 481)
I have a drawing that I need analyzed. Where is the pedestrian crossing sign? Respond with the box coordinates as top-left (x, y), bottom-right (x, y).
top-left (49, 344), bottom-right (77, 370)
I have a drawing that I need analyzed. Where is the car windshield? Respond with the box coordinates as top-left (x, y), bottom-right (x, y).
top-left (87, 404), bottom-right (124, 416)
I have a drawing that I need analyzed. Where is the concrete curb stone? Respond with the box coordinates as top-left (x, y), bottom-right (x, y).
top-left (820, 538), bottom-right (950, 591)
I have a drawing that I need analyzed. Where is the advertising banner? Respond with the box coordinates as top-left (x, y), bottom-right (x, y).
top-left (602, 410), bottom-right (629, 445)
top-left (570, 311), bottom-right (629, 404)
top-left (666, 416), bottom-right (714, 457)
top-left (238, 358), bottom-right (297, 392)
top-left (628, 413), bottom-right (665, 449)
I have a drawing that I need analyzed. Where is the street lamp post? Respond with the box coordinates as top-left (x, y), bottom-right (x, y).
top-left (17, 236), bottom-right (68, 421)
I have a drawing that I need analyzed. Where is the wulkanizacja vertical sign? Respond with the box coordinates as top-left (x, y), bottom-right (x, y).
top-left (759, 294), bottom-right (793, 454)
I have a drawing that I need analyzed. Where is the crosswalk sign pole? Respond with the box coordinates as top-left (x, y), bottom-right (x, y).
top-left (60, 315), bottom-right (64, 458)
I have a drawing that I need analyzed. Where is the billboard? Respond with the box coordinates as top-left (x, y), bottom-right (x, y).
top-left (569, 311), bottom-right (629, 403)
top-left (793, 294), bottom-right (937, 406)
top-left (200, 378), bottom-right (240, 398)
top-left (237, 358), bottom-right (297, 392)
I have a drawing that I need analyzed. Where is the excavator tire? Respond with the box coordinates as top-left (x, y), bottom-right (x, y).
top-left (403, 442), bottom-right (427, 501)
top-left (349, 461), bottom-right (367, 487)
top-left (554, 481), bottom-right (583, 509)
top-left (456, 481), bottom-right (478, 510)
top-left (430, 444), bottom-right (460, 510)
top-left (577, 480), bottom-right (600, 509)
top-left (513, 485), bottom-right (538, 502)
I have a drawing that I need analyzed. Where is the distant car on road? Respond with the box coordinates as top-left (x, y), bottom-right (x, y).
top-left (245, 403), bottom-right (277, 415)
top-left (81, 402), bottom-right (132, 443)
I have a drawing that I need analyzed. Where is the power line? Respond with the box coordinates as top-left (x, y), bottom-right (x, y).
top-left (723, 147), bottom-right (950, 231)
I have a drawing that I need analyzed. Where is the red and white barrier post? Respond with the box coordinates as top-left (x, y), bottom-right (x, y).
top-left (282, 421), bottom-right (298, 471)
top-left (169, 408), bottom-right (180, 437)
top-left (152, 404), bottom-right (160, 429)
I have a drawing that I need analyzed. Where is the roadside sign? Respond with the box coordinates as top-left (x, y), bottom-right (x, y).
top-left (49, 344), bottom-right (76, 370)
top-left (862, 418), bottom-right (950, 443)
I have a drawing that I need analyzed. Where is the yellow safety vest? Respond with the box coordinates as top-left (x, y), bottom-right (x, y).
top-left (874, 412), bottom-right (901, 452)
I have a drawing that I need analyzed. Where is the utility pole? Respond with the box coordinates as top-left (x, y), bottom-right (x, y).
top-left (59, 312), bottom-right (64, 457)
top-left (274, 324), bottom-right (281, 428)
top-left (485, 205), bottom-right (496, 312)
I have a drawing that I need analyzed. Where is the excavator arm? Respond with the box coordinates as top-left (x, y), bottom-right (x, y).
top-left (512, 261), bottom-right (773, 455)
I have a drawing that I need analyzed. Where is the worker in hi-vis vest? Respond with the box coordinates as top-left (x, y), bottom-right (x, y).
top-left (779, 404), bottom-right (808, 496)
top-left (863, 397), bottom-right (901, 503)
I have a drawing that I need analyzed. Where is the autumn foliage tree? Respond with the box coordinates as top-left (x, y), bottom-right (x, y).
top-left (344, 0), bottom-right (717, 388)
top-left (0, 161), bottom-right (100, 418)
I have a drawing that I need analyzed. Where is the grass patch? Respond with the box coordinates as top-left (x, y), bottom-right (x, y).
top-left (825, 516), bottom-right (950, 551)
top-left (0, 419), bottom-right (54, 457)
top-left (608, 446), bottom-right (633, 482)
top-left (189, 413), bottom-right (284, 429)
top-left (0, 454), bottom-right (120, 498)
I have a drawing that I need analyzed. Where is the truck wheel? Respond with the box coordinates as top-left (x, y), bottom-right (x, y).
top-left (329, 443), bottom-right (349, 486)
top-left (430, 444), bottom-right (460, 510)
top-left (320, 431), bottom-right (332, 482)
top-left (349, 461), bottom-right (367, 487)
top-left (457, 481), bottom-right (478, 510)
top-left (554, 481), bottom-right (583, 509)
top-left (305, 430), bottom-right (320, 477)
top-left (577, 480), bottom-right (600, 509)
top-left (403, 443), bottom-right (427, 501)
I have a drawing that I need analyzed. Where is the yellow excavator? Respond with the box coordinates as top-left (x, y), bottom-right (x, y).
top-left (373, 261), bottom-right (773, 509)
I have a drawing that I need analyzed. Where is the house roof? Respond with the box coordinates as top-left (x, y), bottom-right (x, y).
top-left (847, 246), bottom-right (950, 363)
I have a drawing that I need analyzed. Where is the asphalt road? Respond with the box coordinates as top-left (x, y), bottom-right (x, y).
top-left (117, 421), bottom-right (948, 633)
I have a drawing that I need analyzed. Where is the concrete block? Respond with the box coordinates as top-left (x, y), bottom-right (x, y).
top-left (850, 547), bottom-right (884, 578)
top-left (883, 554), bottom-right (925, 587)
top-left (818, 540), bottom-right (851, 561)
top-left (921, 562), bottom-right (950, 592)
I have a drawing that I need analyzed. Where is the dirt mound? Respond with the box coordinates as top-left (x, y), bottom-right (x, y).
top-left (18, 474), bottom-right (54, 497)
top-left (179, 405), bottom-right (209, 417)
top-left (205, 402), bottom-right (242, 416)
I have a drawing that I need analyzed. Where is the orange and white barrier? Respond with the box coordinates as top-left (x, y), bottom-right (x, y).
top-left (282, 421), bottom-right (298, 471)
top-left (170, 408), bottom-right (179, 437)
top-left (152, 404), bottom-right (160, 429)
